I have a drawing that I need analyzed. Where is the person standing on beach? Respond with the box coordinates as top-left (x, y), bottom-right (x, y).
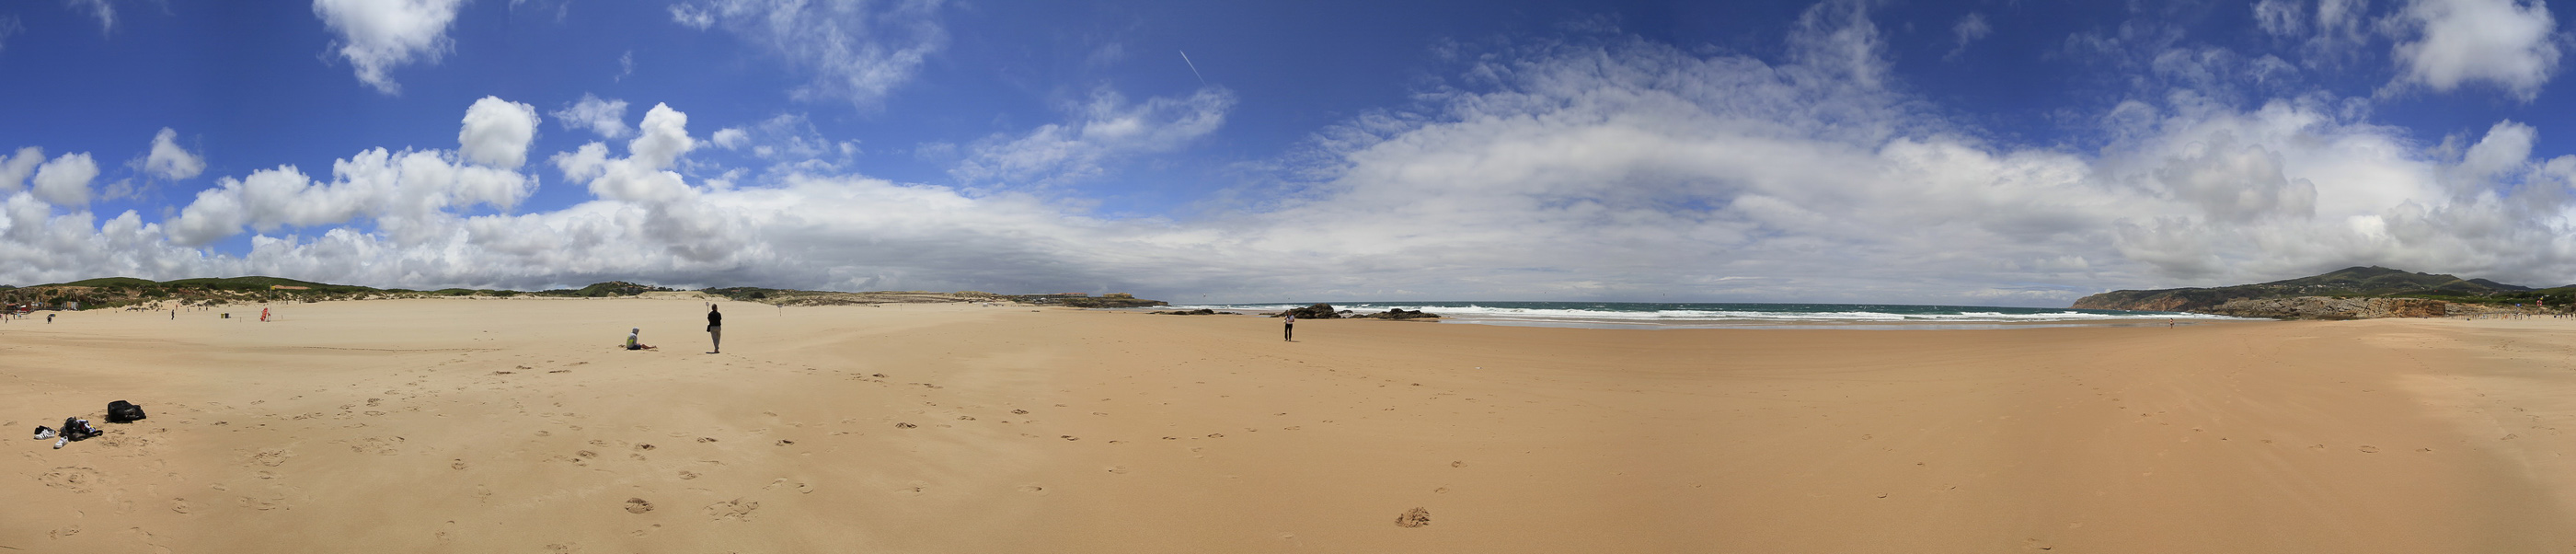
top-left (1283, 313), bottom-right (1294, 341)
top-left (707, 305), bottom-right (723, 353)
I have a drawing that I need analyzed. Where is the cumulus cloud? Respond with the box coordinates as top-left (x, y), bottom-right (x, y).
top-left (0, 147), bottom-right (41, 191)
top-left (459, 97), bottom-right (540, 168)
top-left (2386, 0), bottom-right (2564, 100)
top-left (549, 94), bottom-right (630, 139)
top-left (710, 128), bottom-right (749, 149)
top-left (166, 147), bottom-right (534, 246)
top-left (143, 128), bottom-right (205, 180)
top-left (31, 153), bottom-right (98, 207)
top-left (313, 0), bottom-right (467, 95)
top-left (670, 0), bottom-right (949, 109)
top-left (950, 87), bottom-right (1235, 188)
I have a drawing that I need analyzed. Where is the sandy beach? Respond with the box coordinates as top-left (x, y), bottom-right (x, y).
top-left (6, 298), bottom-right (2576, 552)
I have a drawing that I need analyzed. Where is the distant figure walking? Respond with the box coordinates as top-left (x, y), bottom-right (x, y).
top-left (46, 313), bottom-right (53, 323)
top-left (1283, 313), bottom-right (1295, 341)
top-left (707, 305), bottom-right (723, 353)
top-left (260, 308), bottom-right (270, 322)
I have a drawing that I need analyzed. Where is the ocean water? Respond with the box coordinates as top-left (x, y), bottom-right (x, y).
top-left (1153, 301), bottom-right (2249, 329)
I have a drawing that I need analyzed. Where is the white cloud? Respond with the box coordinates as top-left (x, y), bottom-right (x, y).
top-left (458, 97), bottom-right (540, 168)
top-left (670, 0), bottom-right (949, 110)
top-left (711, 128), bottom-right (749, 149)
top-left (312, 0), bottom-right (467, 95)
top-left (143, 128), bottom-right (206, 180)
top-left (0, 147), bottom-right (41, 192)
top-left (2387, 0), bottom-right (2564, 100)
top-left (31, 153), bottom-right (99, 207)
top-left (668, 4), bottom-right (713, 29)
top-left (549, 94), bottom-right (630, 139)
top-left (1945, 12), bottom-right (1991, 62)
top-left (950, 87), bottom-right (1235, 188)
top-left (68, 0), bottom-right (115, 33)
top-left (166, 147), bottom-right (534, 247)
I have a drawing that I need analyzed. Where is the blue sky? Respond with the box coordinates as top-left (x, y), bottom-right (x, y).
top-left (2, 0), bottom-right (2574, 306)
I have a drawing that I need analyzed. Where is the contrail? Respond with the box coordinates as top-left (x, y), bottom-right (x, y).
top-left (1179, 50), bottom-right (1207, 87)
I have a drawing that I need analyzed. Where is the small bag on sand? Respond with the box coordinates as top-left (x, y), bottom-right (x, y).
top-left (106, 400), bottom-right (146, 423)
top-left (32, 426), bottom-right (54, 440)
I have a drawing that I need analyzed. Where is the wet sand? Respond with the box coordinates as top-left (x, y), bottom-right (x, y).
top-left (5, 298), bottom-right (2573, 552)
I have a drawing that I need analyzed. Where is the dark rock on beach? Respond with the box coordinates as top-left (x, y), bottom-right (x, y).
top-left (1268, 305), bottom-right (1442, 319)
top-left (1363, 307), bottom-right (1442, 320)
top-left (1273, 304), bottom-right (1340, 318)
top-left (1153, 308), bottom-right (1223, 315)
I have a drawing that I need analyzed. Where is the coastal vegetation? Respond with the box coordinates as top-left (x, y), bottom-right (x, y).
top-left (2073, 266), bottom-right (2566, 318)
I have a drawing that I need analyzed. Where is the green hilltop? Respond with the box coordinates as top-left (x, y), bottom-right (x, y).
top-left (2072, 266), bottom-right (2567, 313)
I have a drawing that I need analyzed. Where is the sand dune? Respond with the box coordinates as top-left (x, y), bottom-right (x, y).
top-left (5, 298), bottom-right (2573, 551)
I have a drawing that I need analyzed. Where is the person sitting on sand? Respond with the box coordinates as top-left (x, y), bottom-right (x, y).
top-left (624, 328), bottom-right (657, 351)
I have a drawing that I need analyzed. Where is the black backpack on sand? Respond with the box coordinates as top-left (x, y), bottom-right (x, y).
top-left (106, 400), bottom-right (145, 423)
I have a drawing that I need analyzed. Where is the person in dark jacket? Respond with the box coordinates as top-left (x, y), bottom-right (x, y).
top-left (707, 305), bottom-right (723, 353)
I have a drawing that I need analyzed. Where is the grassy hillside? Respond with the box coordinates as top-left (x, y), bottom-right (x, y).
top-left (2073, 266), bottom-right (2547, 312)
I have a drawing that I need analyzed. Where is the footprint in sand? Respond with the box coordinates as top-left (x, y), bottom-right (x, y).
top-left (451, 459), bottom-right (469, 470)
top-left (1451, 461), bottom-right (1466, 468)
top-left (1395, 507), bottom-right (1432, 528)
top-left (705, 499), bottom-right (760, 521)
top-left (249, 448), bottom-right (293, 467)
top-left (895, 422), bottom-right (918, 429)
top-left (697, 436), bottom-right (719, 443)
top-left (1018, 485), bottom-right (1047, 495)
top-left (2358, 445), bottom-right (2381, 453)
top-left (677, 470), bottom-right (700, 480)
top-left (38, 467), bottom-right (104, 492)
top-left (637, 444), bottom-right (656, 451)
top-left (624, 498), bottom-right (654, 514)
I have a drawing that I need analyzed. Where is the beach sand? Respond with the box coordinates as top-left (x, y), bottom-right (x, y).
top-left (6, 298), bottom-right (2576, 552)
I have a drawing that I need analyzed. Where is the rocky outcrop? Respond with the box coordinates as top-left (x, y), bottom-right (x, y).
top-left (1353, 308), bottom-right (1441, 320)
top-left (1153, 308), bottom-right (1224, 315)
top-left (2200, 296), bottom-right (2465, 319)
top-left (1273, 304), bottom-right (1340, 319)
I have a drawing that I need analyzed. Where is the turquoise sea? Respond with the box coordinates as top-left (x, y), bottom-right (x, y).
top-left (1155, 301), bottom-right (2247, 329)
